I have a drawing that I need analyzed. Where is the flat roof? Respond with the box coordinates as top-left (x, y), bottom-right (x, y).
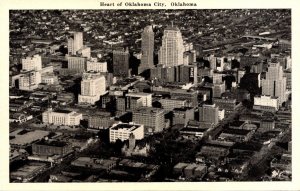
top-left (10, 130), bottom-right (49, 146)
top-left (229, 121), bottom-right (245, 127)
top-left (180, 128), bottom-right (208, 133)
top-left (54, 109), bottom-right (72, 114)
top-left (222, 128), bottom-right (252, 136)
top-left (111, 123), bottom-right (141, 131)
top-left (34, 139), bottom-right (68, 147)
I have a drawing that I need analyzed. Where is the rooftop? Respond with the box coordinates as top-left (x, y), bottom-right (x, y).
top-left (111, 123), bottom-right (141, 131)
top-left (221, 128), bottom-right (252, 136)
top-left (34, 139), bottom-right (68, 147)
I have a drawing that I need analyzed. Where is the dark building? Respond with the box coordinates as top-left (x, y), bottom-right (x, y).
top-left (113, 48), bottom-right (130, 78)
top-left (32, 139), bottom-right (72, 157)
top-left (178, 64), bottom-right (198, 84)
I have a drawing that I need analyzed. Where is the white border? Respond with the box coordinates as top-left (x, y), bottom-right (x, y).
top-left (1, 0), bottom-right (299, 190)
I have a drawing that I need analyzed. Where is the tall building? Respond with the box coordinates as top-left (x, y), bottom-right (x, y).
top-left (18, 70), bottom-right (41, 91)
top-left (68, 32), bottom-right (83, 55)
top-left (158, 25), bottom-right (184, 67)
top-left (199, 104), bottom-right (219, 125)
top-left (262, 62), bottom-right (287, 104)
top-left (132, 107), bottom-right (165, 133)
top-left (113, 48), bottom-right (130, 78)
top-left (139, 26), bottom-right (154, 74)
top-left (22, 55), bottom-right (42, 71)
top-left (67, 56), bottom-right (87, 73)
top-left (78, 71), bottom-right (106, 104)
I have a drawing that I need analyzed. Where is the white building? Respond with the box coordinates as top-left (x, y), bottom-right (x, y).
top-left (158, 25), bottom-right (184, 67)
top-left (262, 62), bottom-right (287, 105)
top-left (126, 92), bottom-right (152, 107)
top-left (18, 70), bottom-right (41, 91)
top-left (159, 98), bottom-right (188, 111)
top-left (78, 71), bottom-right (106, 104)
top-left (41, 74), bottom-right (58, 85)
top-left (42, 109), bottom-right (82, 126)
top-left (68, 32), bottom-right (83, 55)
top-left (254, 95), bottom-right (279, 111)
top-left (22, 55), bottom-right (42, 71)
top-left (87, 58), bottom-right (107, 73)
top-left (109, 122), bottom-right (144, 143)
top-left (78, 46), bottom-right (91, 59)
top-left (218, 109), bottom-right (225, 121)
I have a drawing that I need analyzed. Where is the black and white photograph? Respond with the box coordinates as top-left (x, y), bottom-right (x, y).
top-left (1, 0), bottom-right (300, 190)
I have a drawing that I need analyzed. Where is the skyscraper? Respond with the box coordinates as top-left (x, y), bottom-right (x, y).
top-left (262, 62), bottom-right (287, 105)
top-left (68, 32), bottom-right (83, 55)
top-left (113, 48), bottom-right (130, 78)
top-left (139, 26), bottom-right (154, 74)
top-left (78, 71), bottom-right (106, 104)
top-left (158, 25), bottom-right (184, 67)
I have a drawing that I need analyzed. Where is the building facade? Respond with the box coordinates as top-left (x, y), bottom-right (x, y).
top-left (22, 55), bottom-right (42, 71)
top-left (68, 32), bottom-right (83, 55)
top-left (109, 122), bottom-right (144, 143)
top-left (78, 71), bottom-right (106, 104)
top-left (42, 109), bottom-right (82, 126)
top-left (132, 107), bottom-right (165, 133)
top-left (262, 62), bottom-right (287, 105)
top-left (139, 26), bottom-right (154, 74)
top-left (199, 104), bottom-right (219, 125)
top-left (113, 48), bottom-right (130, 78)
top-left (158, 25), bottom-right (184, 67)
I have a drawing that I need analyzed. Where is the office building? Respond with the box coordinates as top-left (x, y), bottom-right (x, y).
top-left (67, 56), bottom-right (87, 73)
top-left (139, 26), bottom-right (154, 74)
top-left (213, 97), bottom-right (241, 114)
top-left (78, 71), bottom-right (106, 105)
top-left (159, 98), bottom-right (188, 111)
top-left (212, 82), bottom-right (226, 98)
top-left (158, 25), bottom-right (184, 67)
top-left (22, 55), bottom-right (42, 71)
top-left (178, 64), bottom-right (198, 84)
top-left (132, 107), bottom-right (165, 133)
top-left (126, 92), bottom-right (152, 107)
top-left (87, 58), bottom-right (107, 73)
top-left (68, 32), bottom-right (83, 55)
top-left (113, 48), bottom-right (130, 78)
top-left (18, 70), bottom-right (41, 91)
top-left (199, 104), bottom-right (219, 125)
top-left (262, 62), bottom-right (287, 105)
top-left (42, 109), bottom-right (82, 126)
top-left (253, 95), bottom-right (279, 112)
top-left (173, 107), bottom-right (195, 126)
top-left (109, 122), bottom-right (144, 143)
top-left (32, 139), bottom-right (72, 157)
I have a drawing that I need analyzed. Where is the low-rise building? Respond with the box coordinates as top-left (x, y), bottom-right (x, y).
top-left (71, 157), bottom-right (116, 172)
top-left (42, 109), bottom-right (82, 126)
top-left (32, 139), bottom-right (72, 157)
top-left (109, 122), bottom-right (144, 143)
top-left (254, 95), bottom-right (279, 112)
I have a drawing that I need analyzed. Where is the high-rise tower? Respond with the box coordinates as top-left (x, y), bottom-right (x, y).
top-left (139, 26), bottom-right (154, 74)
top-left (68, 32), bottom-right (83, 55)
top-left (158, 25), bottom-right (184, 67)
top-left (113, 48), bottom-right (130, 78)
top-left (262, 62), bottom-right (287, 105)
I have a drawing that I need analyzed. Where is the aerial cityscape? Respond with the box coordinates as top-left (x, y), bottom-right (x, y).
top-left (9, 9), bottom-right (291, 182)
